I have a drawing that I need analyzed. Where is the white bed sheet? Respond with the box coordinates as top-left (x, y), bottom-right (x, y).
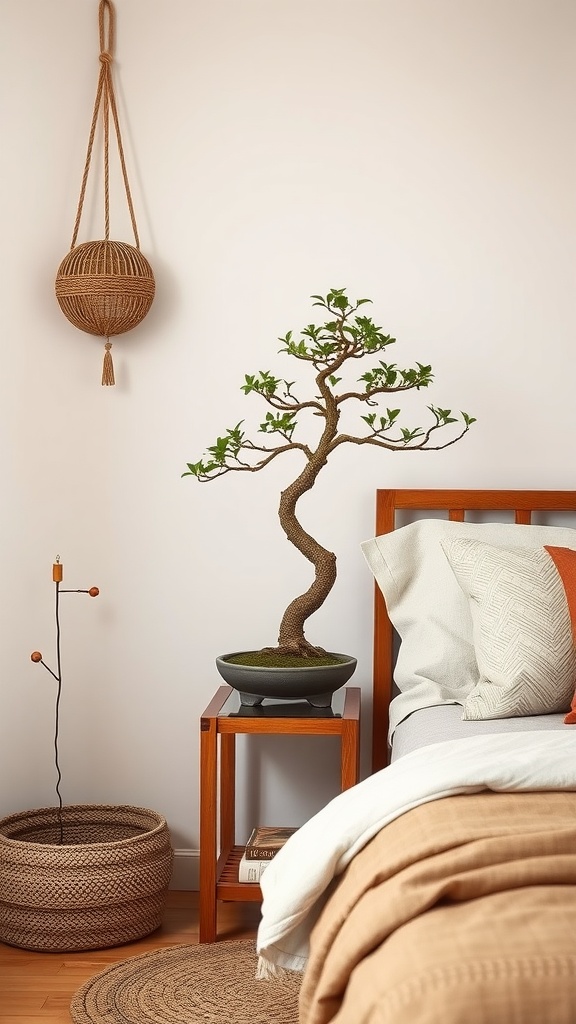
top-left (391, 703), bottom-right (567, 761)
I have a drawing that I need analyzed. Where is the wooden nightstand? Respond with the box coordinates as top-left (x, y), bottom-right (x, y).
top-left (199, 684), bottom-right (361, 942)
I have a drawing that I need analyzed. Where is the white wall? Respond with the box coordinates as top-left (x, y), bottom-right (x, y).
top-left (1, 0), bottom-right (574, 886)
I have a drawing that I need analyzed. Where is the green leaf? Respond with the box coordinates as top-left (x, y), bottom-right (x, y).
top-left (400, 426), bottom-right (424, 442)
top-left (259, 411), bottom-right (297, 436)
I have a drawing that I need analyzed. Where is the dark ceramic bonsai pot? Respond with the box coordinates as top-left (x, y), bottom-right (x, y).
top-left (215, 652), bottom-right (357, 708)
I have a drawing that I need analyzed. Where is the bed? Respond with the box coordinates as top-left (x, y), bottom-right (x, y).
top-left (256, 488), bottom-right (576, 1023)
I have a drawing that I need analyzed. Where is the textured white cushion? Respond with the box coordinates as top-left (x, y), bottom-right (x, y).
top-left (361, 518), bottom-right (576, 736)
top-left (442, 538), bottom-right (576, 720)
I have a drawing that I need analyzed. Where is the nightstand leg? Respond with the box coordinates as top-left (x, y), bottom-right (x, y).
top-left (341, 717), bottom-right (360, 790)
top-left (220, 733), bottom-right (235, 854)
top-left (199, 716), bottom-right (218, 942)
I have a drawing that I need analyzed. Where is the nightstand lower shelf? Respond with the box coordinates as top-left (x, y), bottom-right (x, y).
top-left (217, 845), bottom-right (262, 901)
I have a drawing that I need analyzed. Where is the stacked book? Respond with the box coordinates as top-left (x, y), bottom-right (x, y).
top-left (238, 825), bottom-right (299, 882)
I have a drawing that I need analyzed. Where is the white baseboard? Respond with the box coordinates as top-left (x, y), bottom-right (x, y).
top-left (170, 848), bottom-right (199, 890)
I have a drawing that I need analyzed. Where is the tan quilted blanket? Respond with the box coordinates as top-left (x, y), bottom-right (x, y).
top-left (299, 791), bottom-right (576, 1024)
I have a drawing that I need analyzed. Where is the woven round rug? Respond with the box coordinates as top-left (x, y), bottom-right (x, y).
top-left (70, 939), bottom-right (301, 1024)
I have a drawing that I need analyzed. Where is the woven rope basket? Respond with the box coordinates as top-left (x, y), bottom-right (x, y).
top-left (55, 240), bottom-right (155, 337)
top-left (0, 804), bottom-right (173, 952)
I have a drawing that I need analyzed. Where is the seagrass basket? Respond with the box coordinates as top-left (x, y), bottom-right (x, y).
top-left (0, 804), bottom-right (173, 952)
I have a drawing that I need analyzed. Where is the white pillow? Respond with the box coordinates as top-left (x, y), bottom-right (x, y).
top-left (442, 537), bottom-right (576, 720)
top-left (361, 518), bottom-right (576, 737)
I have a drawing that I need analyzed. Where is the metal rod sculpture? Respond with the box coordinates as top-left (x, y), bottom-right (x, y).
top-left (31, 558), bottom-right (99, 843)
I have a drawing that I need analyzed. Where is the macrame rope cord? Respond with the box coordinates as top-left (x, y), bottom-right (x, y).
top-left (70, 0), bottom-right (140, 251)
top-left (55, 0), bottom-right (155, 386)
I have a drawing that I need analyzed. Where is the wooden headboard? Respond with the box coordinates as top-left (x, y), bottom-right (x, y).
top-left (371, 488), bottom-right (576, 773)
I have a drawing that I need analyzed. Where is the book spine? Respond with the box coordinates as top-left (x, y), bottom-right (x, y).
top-left (238, 858), bottom-right (270, 883)
top-left (244, 847), bottom-right (279, 860)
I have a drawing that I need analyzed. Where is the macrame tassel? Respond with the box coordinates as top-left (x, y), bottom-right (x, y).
top-left (102, 341), bottom-right (115, 386)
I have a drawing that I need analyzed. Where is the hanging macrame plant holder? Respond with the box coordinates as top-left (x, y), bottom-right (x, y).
top-left (55, 0), bottom-right (155, 386)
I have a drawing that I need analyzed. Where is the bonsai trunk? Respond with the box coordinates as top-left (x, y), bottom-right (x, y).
top-left (273, 465), bottom-right (337, 657)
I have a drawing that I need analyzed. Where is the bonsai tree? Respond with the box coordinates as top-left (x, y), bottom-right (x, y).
top-left (184, 288), bottom-right (475, 665)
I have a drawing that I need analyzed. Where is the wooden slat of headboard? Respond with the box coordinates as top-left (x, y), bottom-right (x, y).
top-left (371, 488), bottom-right (576, 773)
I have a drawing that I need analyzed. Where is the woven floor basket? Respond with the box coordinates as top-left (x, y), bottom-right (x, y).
top-left (0, 804), bottom-right (173, 952)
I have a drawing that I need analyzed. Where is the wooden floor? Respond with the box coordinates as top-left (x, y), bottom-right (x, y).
top-left (0, 892), bottom-right (261, 1024)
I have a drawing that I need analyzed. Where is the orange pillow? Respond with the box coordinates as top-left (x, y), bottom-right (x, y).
top-left (549, 546), bottom-right (576, 725)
